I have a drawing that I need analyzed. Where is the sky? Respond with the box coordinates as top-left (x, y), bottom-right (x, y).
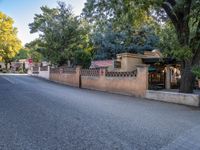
top-left (0, 0), bottom-right (86, 46)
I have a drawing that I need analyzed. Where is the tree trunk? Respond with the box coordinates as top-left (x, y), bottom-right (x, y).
top-left (5, 62), bottom-right (8, 70)
top-left (162, 0), bottom-right (195, 93)
top-left (179, 61), bottom-right (194, 93)
top-left (9, 62), bottom-right (12, 69)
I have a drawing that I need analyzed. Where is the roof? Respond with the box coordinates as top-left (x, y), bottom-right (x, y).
top-left (142, 58), bottom-right (177, 64)
top-left (90, 60), bottom-right (113, 68)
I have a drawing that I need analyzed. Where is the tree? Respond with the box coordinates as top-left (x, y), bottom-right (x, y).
top-left (82, 0), bottom-right (160, 60)
top-left (139, 0), bottom-right (200, 93)
top-left (24, 39), bottom-right (44, 63)
top-left (82, 0), bottom-right (156, 31)
top-left (0, 12), bottom-right (22, 69)
top-left (29, 49), bottom-right (42, 63)
top-left (93, 24), bottom-right (159, 60)
top-left (25, 38), bottom-right (45, 61)
top-left (29, 2), bottom-right (93, 67)
top-left (14, 49), bottom-right (29, 62)
top-left (82, 0), bottom-right (200, 93)
top-left (149, 0), bottom-right (200, 93)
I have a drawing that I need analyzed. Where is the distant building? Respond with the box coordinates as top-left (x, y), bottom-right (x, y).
top-left (0, 62), bottom-right (6, 70)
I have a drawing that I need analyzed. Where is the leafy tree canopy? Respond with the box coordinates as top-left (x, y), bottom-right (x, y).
top-left (14, 49), bottom-right (29, 61)
top-left (82, 0), bottom-right (160, 60)
top-left (0, 11), bottom-right (22, 67)
top-left (29, 2), bottom-right (93, 68)
top-left (93, 24), bottom-right (159, 60)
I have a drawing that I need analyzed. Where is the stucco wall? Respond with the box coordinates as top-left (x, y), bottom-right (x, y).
top-left (119, 53), bottom-right (143, 71)
top-left (49, 67), bottom-right (80, 87)
top-left (48, 66), bottom-right (148, 97)
top-left (146, 90), bottom-right (200, 107)
top-left (38, 66), bottom-right (50, 79)
top-left (81, 66), bottom-right (148, 97)
top-left (0, 62), bottom-right (6, 69)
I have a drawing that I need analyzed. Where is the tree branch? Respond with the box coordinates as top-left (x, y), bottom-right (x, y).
top-left (165, 0), bottom-right (176, 6)
top-left (162, 1), bottom-right (178, 28)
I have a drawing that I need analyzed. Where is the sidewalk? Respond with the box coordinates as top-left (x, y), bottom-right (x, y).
top-left (0, 73), bottom-right (28, 76)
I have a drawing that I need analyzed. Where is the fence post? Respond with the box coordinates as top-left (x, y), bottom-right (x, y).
top-left (100, 68), bottom-right (106, 78)
top-left (165, 65), bottom-right (171, 89)
top-left (47, 66), bottom-right (50, 79)
top-left (29, 66), bottom-right (33, 75)
top-left (76, 66), bottom-right (82, 88)
top-left (39, 67), bottom-right (41, 76)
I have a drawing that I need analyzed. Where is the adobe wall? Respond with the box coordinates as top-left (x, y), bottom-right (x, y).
top-left (146, 90), bottom-right (200, 107)
top-left (48, 65), bottom-right (148, 97)
top-left (49, 67), bottom-right (80, 87)
top-left (117, 53), bottom-right (143, 71)
top-left (81, 65), bottom-right (148, 97)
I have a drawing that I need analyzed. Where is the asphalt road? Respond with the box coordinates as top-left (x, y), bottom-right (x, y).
top-left (0, 75), bottom-right (200, 150)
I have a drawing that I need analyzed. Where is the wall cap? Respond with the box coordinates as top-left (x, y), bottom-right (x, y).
top-left (136, 64), bottom-right (149, 68)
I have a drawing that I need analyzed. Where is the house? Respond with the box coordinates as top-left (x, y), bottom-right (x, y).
top-left (90, 50), bottom-right (181, 90)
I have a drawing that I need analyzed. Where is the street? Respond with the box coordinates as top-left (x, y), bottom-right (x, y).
top-left (0, 75), bottom-right (200, 150)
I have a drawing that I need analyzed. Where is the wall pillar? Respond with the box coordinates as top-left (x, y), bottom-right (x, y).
top-left (136, 65), bottom-right (149, 96)
top-left (99, 68), bottom-right (106, 78)
top-left (165, 65), bottom-right (171, 90)
top-left (47, 66), bottom-right (50, 79)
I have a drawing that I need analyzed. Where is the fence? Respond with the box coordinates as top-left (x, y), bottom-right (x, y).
top-left (49, 65), bottom-right (148, 97)
top-left (81, 69), bottom-right (100, 77)
top-left (30, 65), bottom-right (200, 106)
top-left (40, 66), bottom-right (48, 71)
top-left (39, 66), bottom-right (50, 79)
top-left (50, 67), bottom-right (80, 87)
top-left (32, 66), bottom-right (39, 74)
top-left (105, 70), bottom-right (137, 77)
top-left (50, 67), bottom-right (76, 74)
top-left (30, 66), bottom-right (50, 79)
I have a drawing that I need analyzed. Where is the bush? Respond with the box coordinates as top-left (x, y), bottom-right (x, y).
top-left (18, 67), bottom-right (24, 74)
top-left (74, 50), bottom-right (91, 69)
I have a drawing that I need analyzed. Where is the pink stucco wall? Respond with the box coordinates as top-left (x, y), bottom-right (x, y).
top-left (81, 66), bottom-right (148, 97)
top-left (49, 66), bottom-right (148, 97)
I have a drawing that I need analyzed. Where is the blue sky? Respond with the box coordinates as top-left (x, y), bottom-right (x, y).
top-left (0, 0), bottom-right (86, 46)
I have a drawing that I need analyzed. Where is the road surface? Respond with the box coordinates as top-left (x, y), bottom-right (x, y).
top-left (0, 75), bottom-right (200, 150)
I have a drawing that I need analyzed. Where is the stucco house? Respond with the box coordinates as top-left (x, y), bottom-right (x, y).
top-left (90, 50), bottom-right (181, 90)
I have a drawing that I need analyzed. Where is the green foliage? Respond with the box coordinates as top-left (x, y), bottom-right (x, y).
top-left (29, 49), bottom-right (42, 63)
top-left (192, 66), bottom-right (200, 79)
top-left (74, 50), bottom-right (91, 68)
top-left (14, 49), bottom-right (29, 61)
top-left (93, 25), bottom-right (159, 59)
top-left (82, 0), bottom-right (160, 60)
top-left (25, 38), bottom-right (46, 62)
top-left (83, 0), bottom-right (200, 60)
top-left (82, 0), bottom-right (157, 31)
top-left (29, 2), bottom-right (93, 67)
top-left (0, 11), bottom-right (22, 65)
top-left (159, 23), bottom-right (193, 60)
